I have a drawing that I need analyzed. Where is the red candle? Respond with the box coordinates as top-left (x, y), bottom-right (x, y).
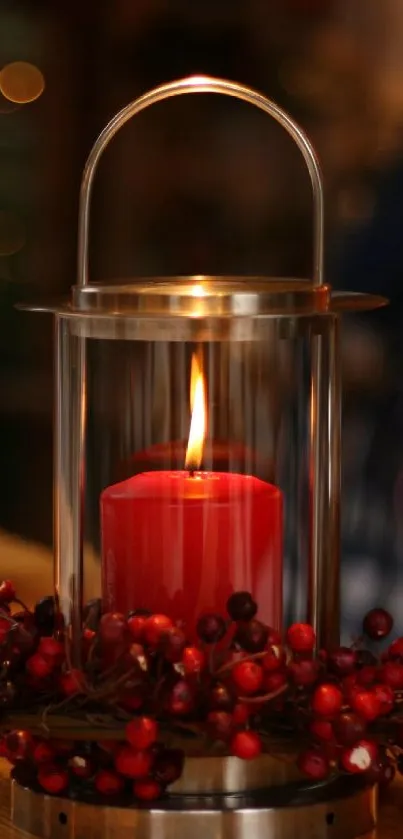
top-left (100, 355), bottom-right (283, 633)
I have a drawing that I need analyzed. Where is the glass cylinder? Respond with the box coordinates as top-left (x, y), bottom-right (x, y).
top-left (52, 281), bottom-right (343, 659)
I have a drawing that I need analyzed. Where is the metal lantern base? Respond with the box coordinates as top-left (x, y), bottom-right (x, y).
top-left (11, 774), bottom-right (377, 839)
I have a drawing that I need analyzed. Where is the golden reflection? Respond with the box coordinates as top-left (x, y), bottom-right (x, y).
top-left (0, 62), bottom-right (45, 104)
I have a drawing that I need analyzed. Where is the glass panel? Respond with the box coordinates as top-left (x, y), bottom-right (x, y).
top-left (56, 312), bottom-right (338, 648)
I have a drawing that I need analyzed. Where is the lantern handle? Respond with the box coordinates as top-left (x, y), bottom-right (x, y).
top-left (77, 75), bottom-right (324, 288)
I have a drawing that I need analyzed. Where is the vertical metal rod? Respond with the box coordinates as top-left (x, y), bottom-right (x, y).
top-left (54, 317), bottom-right (62, 601)
top-left (327, 316), bottom-right (341, 643)
top-left (70, 337), bottom-right (87, 666)
top-left (308, 316), bottom-right (341, 648)
top-left (55, 319), bottom-right (86, 665)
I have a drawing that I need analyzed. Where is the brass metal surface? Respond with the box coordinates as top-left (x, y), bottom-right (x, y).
top-left (0, 758), bottom-right (400, 838)
top-left (170, 753), bottom-right (301, 793)
top-left (11, 773), bottom-right (377, 839)
top-left (19, 279), bottom-right (387, 320)
top-left (71, 278), bottom-right (332, 316)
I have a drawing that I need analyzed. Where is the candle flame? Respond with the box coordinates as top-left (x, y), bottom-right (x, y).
top-left (185, 354), bottom-right (206, 471)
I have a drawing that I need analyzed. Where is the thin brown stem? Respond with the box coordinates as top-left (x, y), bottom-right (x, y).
top-left (238, 683), bottom-right (288, 705)
top-left (214, 651), bottom-right (267, 678)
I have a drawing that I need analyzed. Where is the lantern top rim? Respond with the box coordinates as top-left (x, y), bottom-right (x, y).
top-left (19, 277), bottom-right (388, 319)
top-left (72, 277), bottom-right (330, 317)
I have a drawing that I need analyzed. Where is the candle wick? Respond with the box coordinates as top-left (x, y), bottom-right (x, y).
top-left (188, 468), bottom-right (195, 478)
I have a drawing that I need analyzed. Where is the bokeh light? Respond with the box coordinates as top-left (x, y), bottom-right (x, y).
top-left (0, 62), bottom-right (45, 105)
top-left (0, 212), bottom-right (25, 256)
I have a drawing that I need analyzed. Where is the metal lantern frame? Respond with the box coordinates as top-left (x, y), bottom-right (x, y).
top-left (14, 75), bottom-right (387, 839)
top-left (30, 75), bottom-right (384, 657)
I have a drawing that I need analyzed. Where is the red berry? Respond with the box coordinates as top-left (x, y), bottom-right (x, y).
top-left (0, 580), bottom-right (16, 603)
top-left (288, 658), bottom-right (319, 687)
top-left (363, 608), bottom-right (393, 641)
top-left (333, 713), bottom-right (366, 746)
top-left (262, 645), bottom-right (285, 672)
top-left (297, 749), bottom-right (329, 780)
top-left (133, 779), bottom-right (162, 801)
top-left (165, 679), bottom-right (195, 716)
top-left (381, 661), bottom-right (403, 690)
top-left (266, 627), bottom-right (282, 646)
top-left (126, 717), bottom-right (158, 750)
top-left (121, 644), bottom-right (147, 675)
top-left (95, 770), bottom-right (124, 796)
top-left (6, 730), bottom-right (33, 761)
top-left (33, 741), bottom-right (56, 765)
top-left (99, 612), bottom-right (128, 644)
top-left (310, 720), bottom-right (334, 743)
top-left (159, 627), bottom-right (186, 663)
top-left (233, 702), bottom-right (250, 726)
top-left (286, 623), bottom-right (316, 653)
top-left (350, 690), bottom-right (381, 722)
top-left (69, 755), bottom-right (94, 778)
top-left (208, 682), bottom-right (235, 712)
top-left (230, 730), bottom-right (262, 760)
top-left (38, 766), bottom-right (69, 795)
top-left (38, 637), bottom-right (65, 665)
top-left (388, 637), bottom-right (403, 660)
top-left (207, 711), bottom-right (234, 741)
top-left (59, 669), bottom-right (86, 697)
top-left (115, 746), bottom-right (153, 779)
top-left (26, 654), bottom-right (53, 680)
top-left (127, 615), bottom-right (148, 643)
top-left (234, 619), bottom-right (268, 653)
top-left (372, 683), bottom-right (394, 715)
top-left (232, 661), bottom-right (264, 695)
top-left (196, 613), bottom-right (227, 644)
top-left (341, 740), bottom-right (378, 773)
top-left (356, 666), bottom-right (377, 687)
top-left (311, 683), bottom-right (343, 717)
top-left (226, 591), bottom-right (257, 622)
top-left (328, 647), bottom-right (357, 677)
top-left (263, 670), bottom-right (288, 693)
top-left (182, 646), bottom-right (206, 675)
top-left (144, 614), bottom-right (174, 647)
top-left (83, 627), bottom-right (96, 644)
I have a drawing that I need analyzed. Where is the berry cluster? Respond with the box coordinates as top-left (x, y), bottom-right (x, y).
top-left (0, 583), bottom-right (402, 802)
top-left (4, 721), bottom-right (183, 802)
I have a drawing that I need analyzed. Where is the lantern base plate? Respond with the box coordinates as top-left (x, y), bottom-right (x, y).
top-left (11, 774), bottom-right (377, 839)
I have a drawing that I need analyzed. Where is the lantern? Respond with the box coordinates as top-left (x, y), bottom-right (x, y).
top-left (11, 77), bottom-right (387, 839)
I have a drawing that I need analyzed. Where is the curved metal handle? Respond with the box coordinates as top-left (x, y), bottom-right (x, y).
top-left (77, 75), bottom-right (324, 287)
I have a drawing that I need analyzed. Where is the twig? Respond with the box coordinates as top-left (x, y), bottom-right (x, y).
top-left (238, 683), bottom-right (288, 705)
top-left (214, 650), bottom-right (267, 678)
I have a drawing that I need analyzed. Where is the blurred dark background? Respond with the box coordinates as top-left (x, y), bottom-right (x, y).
top-left (1, 0), bottom-right (403, 635)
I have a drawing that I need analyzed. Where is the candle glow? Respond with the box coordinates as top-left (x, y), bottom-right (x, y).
top-left (185, 354), bottom-right (206, 471)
